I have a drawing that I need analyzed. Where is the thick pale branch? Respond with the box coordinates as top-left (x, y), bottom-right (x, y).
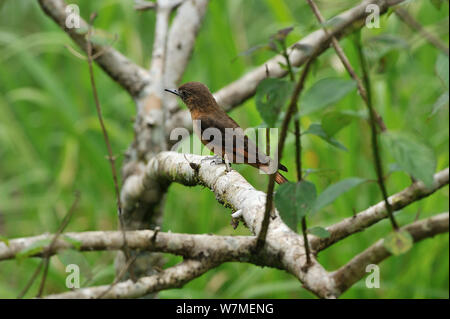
top-left (122, 151), bottom-right (339, 298)
top-left (311, 168), bottom-right (449, 251)
top-left (331, 213), bottom-right (449, 295)
top-left (45, 259), bottom-right (216, 298)
top-left (164, 0), bottom-right (209, 113)
top-left (0, 230), bottom-right (255, 262)
top-left (37, 0), bottom-right (150, 97)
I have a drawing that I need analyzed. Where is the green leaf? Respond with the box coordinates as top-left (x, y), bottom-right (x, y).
top-left (313, 177), bottom-right (368, 212)
top-left (303, 123), bottom-right (348, 151)
top-left (16, 238), bottom-right (52, 262)
top-left (436, 53), bottom-right (449, 88)
top-left (255, 78), bottom-right (293, 127)
top-left (0, 236), bottom-right (9, 247)
top-left (364, 34), bottom-right (408, 61)
top-left (430, 0), bottom-right (444, 10)
top-left (382, 132), bottom-right (437, 187)
top-left (234, 43), bottom-right (273, 60)
top-left (300, 78), bottom-right (357, 115)
top-left (275, 181), bottom-right (317, 231)
top-left (383, 230), bottom-right (413, 255)
top-left (429, 91), bottom-right (449, 117)
top-left (271, 26), bottom-right (294, 42)
top-left (321, 111), bottom-right (356, 136)
top-left (63, 235), bottom-right (82, 251)
top-left (308, 226), bottom-right (330, 238)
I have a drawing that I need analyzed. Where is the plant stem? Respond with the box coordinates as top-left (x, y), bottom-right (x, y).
top-left (355, 32), bottom-right (399, 231)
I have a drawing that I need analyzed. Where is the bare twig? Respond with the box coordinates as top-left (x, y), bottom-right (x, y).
top-left (18, 192), bottom-right (80, 298)
top-left (97, 255), bottom-right (137, 299)
top-left (305, 0), bottom-right (386, 131)
top-left (394, 7), bottom-right (449, 56)
top-left (354, 31), bottom-right (398, 231)
top-left (256, 58), bottom-right (315, 251)
top-left (85, 13), bottom-right (134, 280)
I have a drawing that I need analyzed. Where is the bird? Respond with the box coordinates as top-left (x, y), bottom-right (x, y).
top-left (165, 81), bottom-right (288, 184)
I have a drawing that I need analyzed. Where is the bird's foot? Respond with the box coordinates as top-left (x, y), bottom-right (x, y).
top-left (230, 209), bottom-right (243, 230)
top-left (201, 155), bottom-right (232, 172)
top-left (201, 155), bottom-right (222, 164)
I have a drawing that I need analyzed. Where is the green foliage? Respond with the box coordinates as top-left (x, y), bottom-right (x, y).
top-left (15, 239), bottom-right (51, 263)
top-left (384, 230), bottom-right (414, 256)
top-left (430, 91), bottom-right (449, 117)
top-left (436, 53), bottom-right (449, 88)
top-left (303, 123), bottom-right (348, 151)
top-left (300, 77), bottom-right (357, 115)
top-left (381, 132), bottom-right (437, 187)
top-left (274, 181), bottom-right (316, 231)
top-left (255, 78), bottom-right (293, 126)
top-left (307, 226), bottom-right (330, 238)
top-left (312, 177), bottom-right (368, 213)
top-left (63, 235), bottom-right (82, 251)
top-left (0, 236), bottom-right (9, 247)
top-left (0, 0), bottom-right (448, 299)
top-left (321, 111), bottom-right (360, 137)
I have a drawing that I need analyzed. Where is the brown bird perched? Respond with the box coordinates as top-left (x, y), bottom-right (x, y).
top-left (165, 81), bottom-right (288, 184)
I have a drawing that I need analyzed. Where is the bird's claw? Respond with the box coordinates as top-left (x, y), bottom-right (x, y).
top-left (201, 155), bottom-right (232, 172)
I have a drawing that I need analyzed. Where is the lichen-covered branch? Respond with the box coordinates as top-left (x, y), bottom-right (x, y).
top-left (45, 259), bottom-right (217, 299)
top-left (0, 230), bottom-right (256, 262)
top-left (164, 0), bottom-right (209, 113)
top-left (331, 212), bottom-right (449, 295)
top-left (37, 0), bottom-right (150, 98)
top-left (311, 168), bottom-right (449, 251)
top-left (122, 151), bottom-right (339, 298)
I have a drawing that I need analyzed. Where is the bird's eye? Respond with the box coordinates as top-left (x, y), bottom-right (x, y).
top-left (180, 91), bottom-right (188, 98)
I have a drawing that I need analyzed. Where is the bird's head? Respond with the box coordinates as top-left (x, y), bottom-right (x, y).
top-left (165, 81), bottom-right (217, 111)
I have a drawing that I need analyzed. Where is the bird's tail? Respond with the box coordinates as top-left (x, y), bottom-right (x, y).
top-left (259, 165), bottom-right (289, 184)
top-left (275, 171), bottom-right (288, 184)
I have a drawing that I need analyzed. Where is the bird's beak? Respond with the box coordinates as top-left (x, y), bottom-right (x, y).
top-left (164, 88), bottom-right (180, 97)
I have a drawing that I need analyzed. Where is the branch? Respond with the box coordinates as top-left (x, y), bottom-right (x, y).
top-left (37, 0), bottom-right (150, 98)
top-left (305, 0), bottom-right (387, 131)
top-left (122, 151), bottom-right (338, 298)
top-left (311, 168), bottom-right (449, 251)
top-left (166, 0), bottom-right (405, 135)
top-left (0, 230), bottom-right (256, 263)
top-left (164, 0), bottom-right (209, 87)
top-left (257, 58), bottom-right (315, 251)
top-left (394, 7), bottom-right (449, 56)
top-left (45, 259), bottom-right (216, 299)
top-left (331, 212), bottom-right (449, 295)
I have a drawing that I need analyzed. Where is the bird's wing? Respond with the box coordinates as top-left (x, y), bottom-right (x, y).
top-left (198, 115), bottom-right (271, 166)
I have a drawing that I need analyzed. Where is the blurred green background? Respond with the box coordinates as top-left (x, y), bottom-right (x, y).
top-left (0, 0), bottom-right (448, 298)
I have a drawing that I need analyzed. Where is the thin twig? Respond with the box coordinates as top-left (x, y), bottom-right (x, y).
top-left (96, 255), bottom-right (137, 299)
top-left (256, 57), bottom-right (315, 250)
top-left (36, 192), bottom-right (81, 297)
top-left (18, 192), bottom-right (80, 298)
top-left (355, 31), bottom-right (399, 230)
top-left (305, 0), bottom-right (386, 131)
top-left (306, 0), bottom-right (397, 230)
top-left (17, 259), bottom-right (44, 299)
top-left (395, 7), bottom-right (449, 56)
top-left (283, 40), bottom-right (312, 265)
top-left (86, 13), bottom-right (135, 279)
